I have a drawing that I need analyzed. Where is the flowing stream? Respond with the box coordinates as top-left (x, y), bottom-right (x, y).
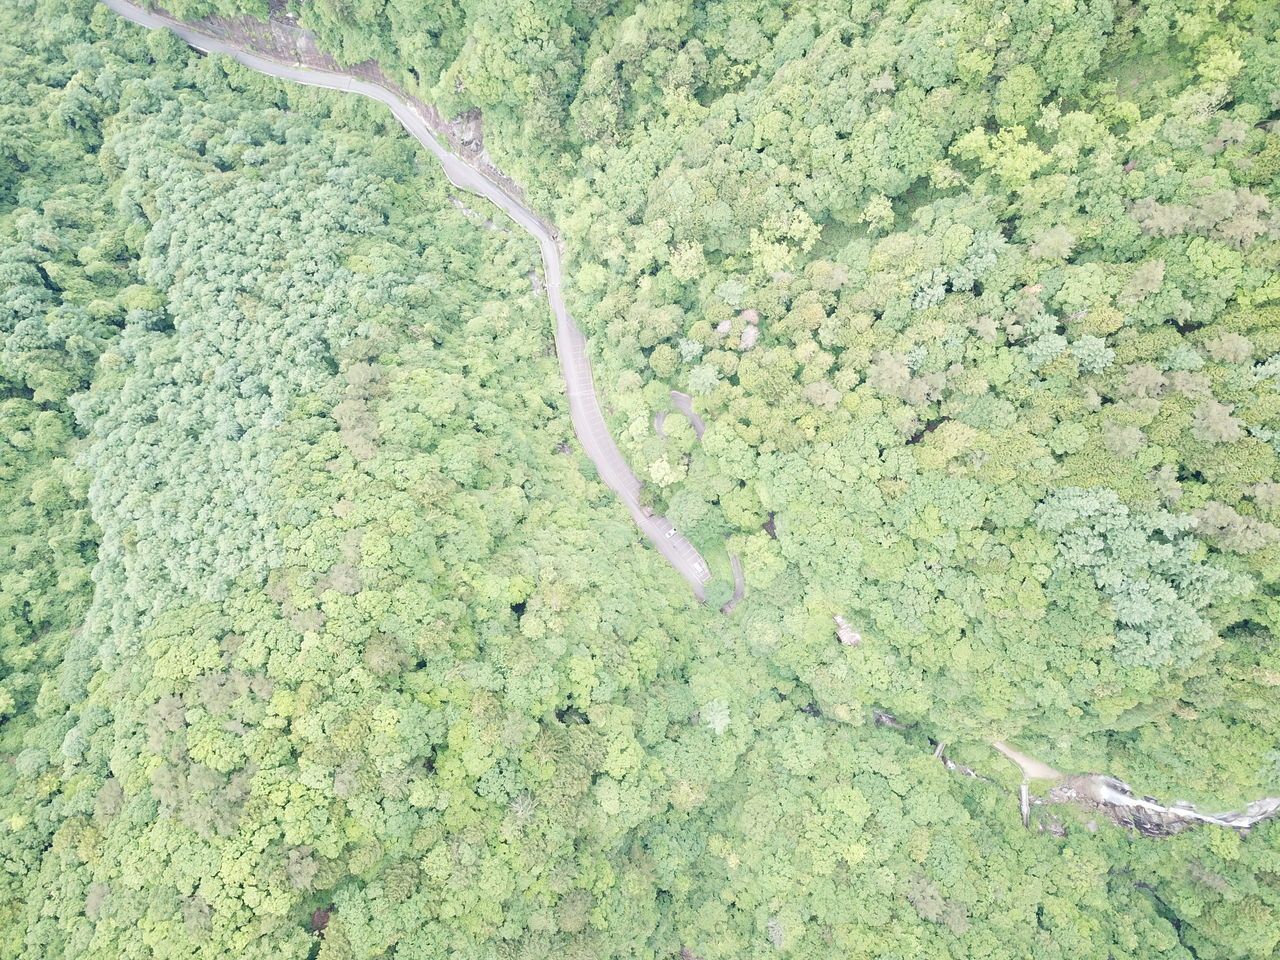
top-left (991, 741), bottom-right (1280, 834)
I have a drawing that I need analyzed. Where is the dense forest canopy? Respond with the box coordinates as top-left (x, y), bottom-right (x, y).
top-left (170, 0), bottom-right (1280, 804)
top-left (2, 0), bottom-right (1280, 957)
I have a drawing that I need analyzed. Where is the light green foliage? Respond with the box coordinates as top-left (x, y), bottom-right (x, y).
top-left (5, 0), bottom-right (1280, 957)
top-left (1035, 487), bottom-right (1246, 668)
top-left (440, 0), bottom-right (1280, 810)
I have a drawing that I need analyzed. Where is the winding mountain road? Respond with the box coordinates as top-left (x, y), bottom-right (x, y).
top-left (99, 0), bottom-right (1280, 832)
top-left (99, 0), bottom-right (712, 599)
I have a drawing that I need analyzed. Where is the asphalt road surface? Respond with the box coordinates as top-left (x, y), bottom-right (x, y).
top-left (653, 390), bottom-right (706, 441)
top-left (100, 0), bottom-right (712, 600)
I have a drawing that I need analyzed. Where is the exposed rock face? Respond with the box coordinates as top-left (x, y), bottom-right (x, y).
top-left (834, 615), bottom-right (861, 646)
top-left (1049, 776), bottom-right (1280, 836)
top-left (996, 742), bottom-right (1280, 835)
top-left (450, 108), bottom-right (485, 154)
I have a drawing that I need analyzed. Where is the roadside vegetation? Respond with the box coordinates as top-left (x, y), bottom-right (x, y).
top-left (3, 1), bottom-right (1280, 958)
top-left (211, 0), bottom-right (1280, 806)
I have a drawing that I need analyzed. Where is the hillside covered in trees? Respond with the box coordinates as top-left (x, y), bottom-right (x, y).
top-left (3, 0), bottom-right (1280, 957)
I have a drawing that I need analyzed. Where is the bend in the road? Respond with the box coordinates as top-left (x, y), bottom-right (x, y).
top-left (99, 0), bottom-right (711, 600)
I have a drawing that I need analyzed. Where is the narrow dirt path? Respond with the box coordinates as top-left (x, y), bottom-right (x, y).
top-left (992, 742), bottom-right (1063, 782)
top-left (100, 0), bottom-right (712, 599)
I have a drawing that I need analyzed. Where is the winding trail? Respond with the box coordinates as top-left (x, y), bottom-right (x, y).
top-left (670, 391), bottom-right (707, 439)
top-left (99, 0), bottom-right (712, 599)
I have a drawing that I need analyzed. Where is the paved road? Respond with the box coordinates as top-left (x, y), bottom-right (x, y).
top-left (100, 0), bottom-right (712, 599)
top-left (653, 390), bottom-right (706, 441)
top-left (720, 555), bottom-right (744, 614)
top-left (670, 391), bottom-right (707, 439)
top-left (99, 1), bottom-right (1280, 826)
